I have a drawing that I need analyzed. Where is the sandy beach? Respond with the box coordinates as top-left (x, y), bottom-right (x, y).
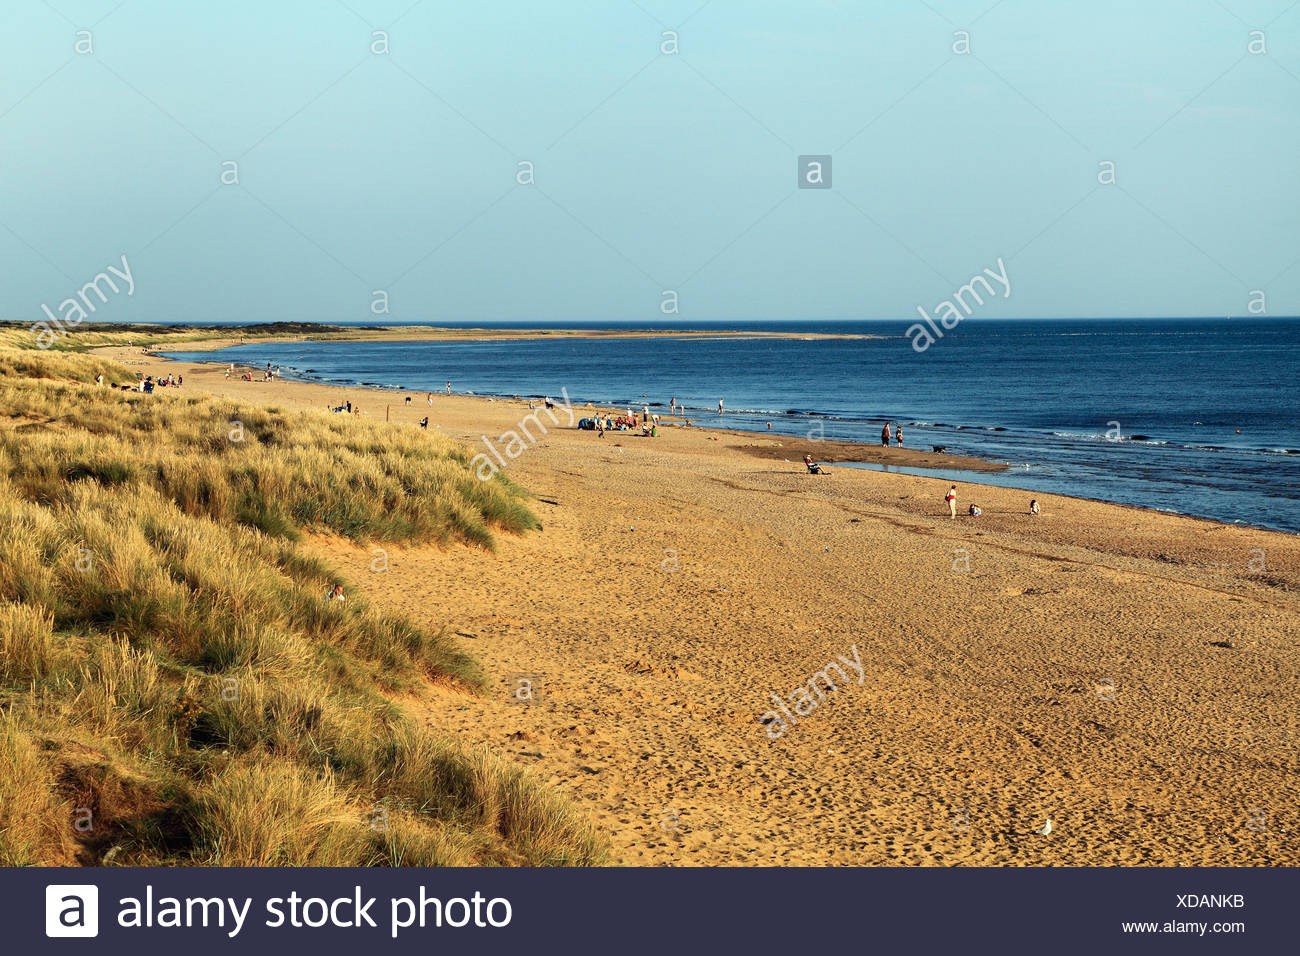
top-left (105, 345), bottom-right (1300, 866)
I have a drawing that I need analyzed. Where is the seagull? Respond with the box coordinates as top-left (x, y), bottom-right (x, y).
top-left (1036, 818), bottom-right (1053, 836)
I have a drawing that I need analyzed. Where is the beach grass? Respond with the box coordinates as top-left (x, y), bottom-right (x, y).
top-left (0, 344), bottom-right (604, 867)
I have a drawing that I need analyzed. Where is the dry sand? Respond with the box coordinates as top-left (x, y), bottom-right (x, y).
top-left (103, 346), bottom-right (1300, 866)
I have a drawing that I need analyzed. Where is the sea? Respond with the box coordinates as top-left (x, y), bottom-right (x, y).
top-left (162, 318), bottom-right (1300, 533)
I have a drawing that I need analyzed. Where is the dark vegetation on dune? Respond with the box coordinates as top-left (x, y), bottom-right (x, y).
top-left (0, 320), bottom-right (360, 337)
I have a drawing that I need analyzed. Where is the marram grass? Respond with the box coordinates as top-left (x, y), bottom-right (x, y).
top-left (0, 344), bottom-right (605, 867)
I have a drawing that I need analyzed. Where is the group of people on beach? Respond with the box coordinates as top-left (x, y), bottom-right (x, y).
top-left (801, 465), bottom-right (1041, 519)
top-left (880, 422), bottom-right (903, 447)
top-left (224, 362), bottom-right (280, 383)
top-left (574, 396), bottom-right (713, 426)
top-left (580, 409), bottom-right (661, 438)
top-left (943, 485), bottom-right (1041, 519)
top-left (132, 371), bottom-right (182, 393)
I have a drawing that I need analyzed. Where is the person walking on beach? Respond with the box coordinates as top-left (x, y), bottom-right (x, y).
top-left (446, 381), bottom-right (451, 395)
top-left (895, 424), bottom-right (903, 448)
top-left (670, 396), bottom-right (677, 414)
top-left (881, 422), bottom-right (891, 447)
top-left (945, 485), bottom-right (958, 518)
top-left (718, 398), bottom-right (724, 415)
top-left (426, 392), bottom-right (433, 404)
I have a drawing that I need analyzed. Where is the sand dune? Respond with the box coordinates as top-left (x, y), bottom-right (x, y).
top-left (107, 346), bottom-right (1300, 865)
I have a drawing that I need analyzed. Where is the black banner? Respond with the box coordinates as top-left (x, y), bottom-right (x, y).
top-left (15, 867), bottom-right (1292, 953)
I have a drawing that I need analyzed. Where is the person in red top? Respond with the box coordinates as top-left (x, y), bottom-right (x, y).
top-left (945, 485), bottom-right (958, 518)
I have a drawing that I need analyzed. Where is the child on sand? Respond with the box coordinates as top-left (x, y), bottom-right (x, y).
top-left (895, 425), bottom-right (903, 448)
top-left (945, 485), bottom-right (958, 518)
top-left (1029, 499), bottom-right (1040, 515)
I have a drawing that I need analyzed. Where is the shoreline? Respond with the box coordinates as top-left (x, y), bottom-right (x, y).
top-left (127, 343), bottom-right (1296, 533)
top-left (99, 334), bottom-right (1300, 560)
top-left (137, 344), bottom-right (1010, 476)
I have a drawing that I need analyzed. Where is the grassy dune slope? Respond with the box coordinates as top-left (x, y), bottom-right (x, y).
top-left (0, 345), bottom-right (605, 867)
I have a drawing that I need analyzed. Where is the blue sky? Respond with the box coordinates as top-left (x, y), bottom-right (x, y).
top-left (1, 0), bottom-right (1298, 323)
